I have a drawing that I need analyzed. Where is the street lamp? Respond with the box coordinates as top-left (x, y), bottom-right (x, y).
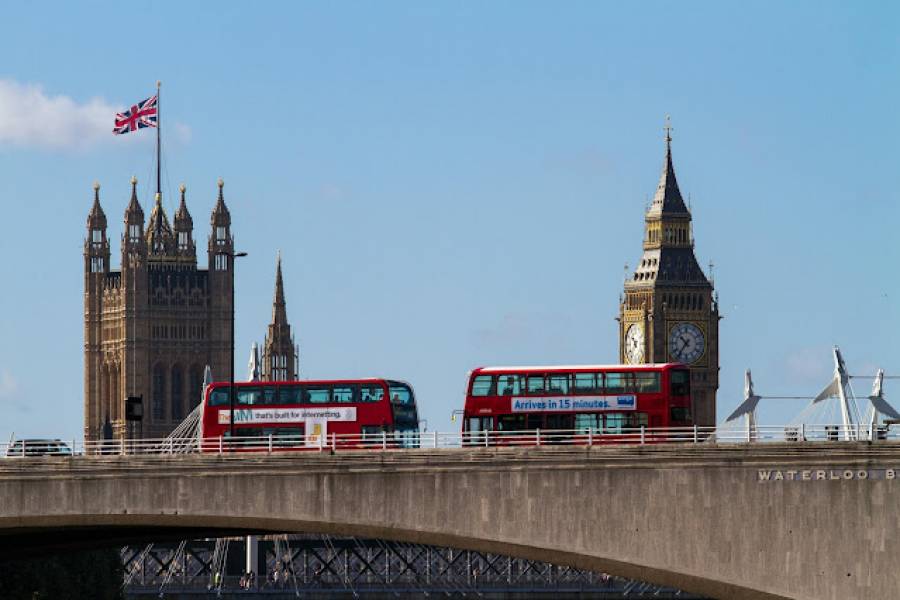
top-left (229, 251), bottom-right (248, 441)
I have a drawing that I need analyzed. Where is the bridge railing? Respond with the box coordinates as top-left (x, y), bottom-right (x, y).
top-left (1, 423), bottom-right (898, 458)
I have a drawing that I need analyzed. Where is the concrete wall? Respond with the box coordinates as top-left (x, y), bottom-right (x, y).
top-left (1, 443), bottom-right (899, 600)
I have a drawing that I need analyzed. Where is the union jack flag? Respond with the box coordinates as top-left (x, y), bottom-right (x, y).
top-left (113, 95), bottom-right (158, 134)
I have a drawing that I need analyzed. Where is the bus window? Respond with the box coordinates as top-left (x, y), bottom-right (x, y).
top-left (226, 426), bottom-right (303, 444)
top-left (225, 427), bottom-right (265, 438)
top-left (605, 373), bottom-right (626, 394)
top-left (333, 385), bottom-right (357, 403)
top-left (280, 385), bottom-right (303, 404)
top-left (209, 388), bottom-right (229, 406)
top-left (361, 385), bottom-right (385, 403)
top-left (271, 427), bottom-right (305, 447)
top-left (262, 387), bottom-right (278, 405)
top-left (389, 383), bottom-right (414, 405)
top-left (671, 370), bottom-right (691, 396)
top-left (498, 414), bottom-right (525, 432)
top-left (466, 416), bottom-right (494, 432)
top-left (605, 373), bottom-right (637, 394)
top-left (526, 414), bottom-right (542, 430)
top-left (604, 413), bottom-right (628, 433)
top-left (306, 387), bottom-right (330, 403)
top-left (497, 375), bottom-right (523, 396)
top-left (628, 412), bottom-right (649, 427)
top-left (237, 387), bottom-right (263, 405)
top-left (575, 413), bottom-right (601, 433)
top-left (573, 373), bottom-right (600, 393)
top-left (527, 375), bottom-right (546, 394)
top-left (548, 374), bottom-right (569, 394)
top-left (634, 372), bottom-right (661, 393)
top-left (471, 375), bottom-right (494, 397)
top-left (546, 414), bottom-right (574, 430)
top-left (361, 425), bottom-right (384, 444)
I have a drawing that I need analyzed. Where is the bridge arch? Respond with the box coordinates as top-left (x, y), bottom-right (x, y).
top-left (2, 444), bottom-right (897, 600)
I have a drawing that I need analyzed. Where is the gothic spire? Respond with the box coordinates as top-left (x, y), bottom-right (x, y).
top-left (647, 116), bottom-right (689, 216)
top-left (172, 184), bottom-right (196, 263)
top-left (271, 252), bottom-right (288, 326)
top-left (174, 183), bottom-right (192, 226)
top-left (87, 181), bottom-right (106, 230)
top-left (262, 252), bottom-right (298, 381)
top-left (211, 177), bottom-right (231, 226)
top-left (125, 176), bottom-right (144, 222)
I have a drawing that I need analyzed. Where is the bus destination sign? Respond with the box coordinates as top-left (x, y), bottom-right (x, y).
top-left (510, 395), bottom-right (636, 413)
top-left (219, 407), bottom-right (357, 425)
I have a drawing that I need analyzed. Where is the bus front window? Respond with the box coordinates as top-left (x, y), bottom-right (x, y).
top-left (389, 382), bottom-right (413, 405)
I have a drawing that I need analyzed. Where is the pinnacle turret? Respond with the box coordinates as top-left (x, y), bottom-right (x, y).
top-left (174, 184), bottom-right (193, 227)
top-left (146, 192), bottom-right (175, 257)
top-left (87, 181), bottom-right (107, 230)
top-left (85, 181), bottom-right (110, 275)
top-left (124, 176), bottom-right (144, 224)
top-left (211, 178), bottom-right (231, 226)
top-left (173, 184), bottom-right (196, 263)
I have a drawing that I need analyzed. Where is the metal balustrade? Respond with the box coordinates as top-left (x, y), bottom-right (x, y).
top-left (2, 424), bottom-right (898, 458)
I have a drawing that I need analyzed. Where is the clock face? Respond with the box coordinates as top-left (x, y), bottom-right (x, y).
top-left (625, 323), bottom-right (644, 364)
top-left (669, 322), bottom-right (705, 364)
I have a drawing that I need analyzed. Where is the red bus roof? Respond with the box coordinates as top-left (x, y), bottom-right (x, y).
top-left (471, 363), bottom-right (686, 374)
top-left (207, 377), bottom-right (393, 388)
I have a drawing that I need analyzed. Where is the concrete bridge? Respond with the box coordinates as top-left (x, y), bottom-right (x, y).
top-left (1, 443), bottom-right (898, 600)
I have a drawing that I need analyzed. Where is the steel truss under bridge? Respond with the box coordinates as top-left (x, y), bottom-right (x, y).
top-left (122, 535), bottom-right (709, 598)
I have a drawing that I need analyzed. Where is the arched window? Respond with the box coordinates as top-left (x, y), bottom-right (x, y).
top-left (152, 363), bottom-right (166, 421)
top-left (100, 364), bottom-right (110, 425)
top-left (171, 365), bottom-right (184, 421)
top-left (110, 365), bottom-right (120, 422)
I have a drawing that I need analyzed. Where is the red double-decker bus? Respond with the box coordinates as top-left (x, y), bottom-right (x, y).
top-left (200, 378), bottom-right (419, 450)
top-left (462, 363), bottom-right (692, 444)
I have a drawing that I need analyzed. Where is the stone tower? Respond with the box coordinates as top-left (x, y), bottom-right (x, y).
top-left (83, 178), bottom-right (235, 441)
top-left (618, 123), bottom-right (720, 427)
top-left (261, 254), bottom-right (299, 381)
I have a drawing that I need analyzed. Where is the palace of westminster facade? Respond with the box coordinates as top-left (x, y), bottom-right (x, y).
top-left (83, 179), bottom-right (297, 440)
top-left (83, 129), bottom-right (718, 440)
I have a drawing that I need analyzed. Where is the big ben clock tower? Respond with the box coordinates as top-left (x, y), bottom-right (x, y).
top-left (619, 120), bottom-right (720, 426)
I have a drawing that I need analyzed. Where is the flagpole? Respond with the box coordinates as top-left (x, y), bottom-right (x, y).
top-left (156, 80), bottom-right (161, 198)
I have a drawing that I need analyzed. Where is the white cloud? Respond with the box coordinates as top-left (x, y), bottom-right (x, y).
top-left (0, 79), bottom-right (190, 151)
top-left (0, 369), bottom-right (18, 400)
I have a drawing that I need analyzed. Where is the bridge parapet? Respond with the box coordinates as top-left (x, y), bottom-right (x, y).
top-left (2, 443), bottom-right (898, 600)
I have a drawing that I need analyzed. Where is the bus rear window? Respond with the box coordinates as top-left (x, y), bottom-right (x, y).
top-left (670, 370), bottom-right (691, 396)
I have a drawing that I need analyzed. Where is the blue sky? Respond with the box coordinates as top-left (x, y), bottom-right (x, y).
top-left (0, 1), bottom-right (898, 441)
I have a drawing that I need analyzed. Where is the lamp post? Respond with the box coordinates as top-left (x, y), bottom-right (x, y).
top-left (229, 251), bottom-right (248, 441)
